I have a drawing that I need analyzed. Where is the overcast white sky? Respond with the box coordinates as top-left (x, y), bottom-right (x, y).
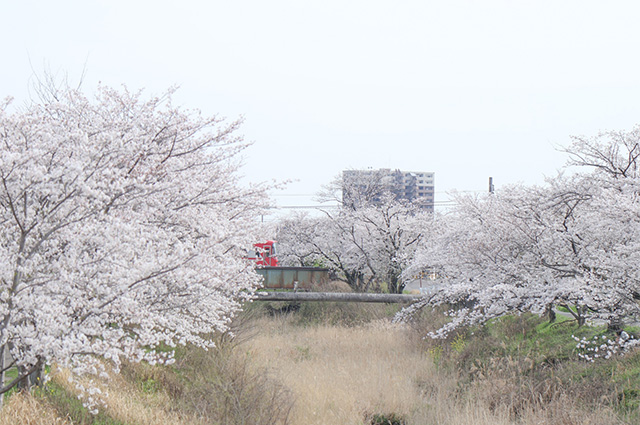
top-left (3, 1), bottom-right (640, 215)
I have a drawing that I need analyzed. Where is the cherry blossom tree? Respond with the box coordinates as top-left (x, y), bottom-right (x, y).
top-left (398, 163), bottom-right (640, 337)
top-left (562, 126), bottom-right (640, 328)
top-left (316, 169), bottom-right (392, 210)
top-left (349, 196), bottom-right (427, 293)
top-left (277, 211), bottom-right (377, 292)
top-left (277, 196), bottom-right (428, 293)
top-left (0, 85), bottom-right (268, 404)
top-left (563, 126), bottom-right (640, 180)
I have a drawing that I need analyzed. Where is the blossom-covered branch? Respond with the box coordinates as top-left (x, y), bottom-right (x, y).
top-left (0, 84), bottom-right (269, 405)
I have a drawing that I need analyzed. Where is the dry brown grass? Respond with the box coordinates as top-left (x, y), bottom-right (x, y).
top-left (246, 316), bottom-right (434, 424)
top-left (313, 280), bottom-right (354, 292)
top-left (78, 372), bottom-right (200, 425)
top-left (167, 342), bottom-right (293, 425)
top-left (0, 309), bottom-right (627, 425)
top-left (44, 366), bottom-right (202, 425)
top-left (0, 392), bottom-right (72, 425)
top-left (245, 314), bottom-right (624, 425)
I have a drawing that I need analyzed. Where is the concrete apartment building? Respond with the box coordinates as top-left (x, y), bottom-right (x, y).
top-left (342, 169), bottom-right (435, 211)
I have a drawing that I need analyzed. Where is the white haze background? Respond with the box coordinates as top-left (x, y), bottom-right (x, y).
top-left (3, 0), bottom-right (640, 214)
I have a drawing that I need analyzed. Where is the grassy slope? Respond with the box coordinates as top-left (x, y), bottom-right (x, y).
top-left (2, 302), bottom-right (640, 424)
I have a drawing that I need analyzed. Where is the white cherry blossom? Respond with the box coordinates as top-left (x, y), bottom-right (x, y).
top-left (0, 85), bottom-right (268, 403)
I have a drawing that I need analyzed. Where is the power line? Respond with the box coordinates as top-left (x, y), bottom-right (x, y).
top-left (269, 190), bottom-right (488, 197)
top-left (268, 205), bottom-right (340, 209)
top-left (270, 193), bottom-right (321, 197)
top-left (265, 201), bottom-right (459, 211)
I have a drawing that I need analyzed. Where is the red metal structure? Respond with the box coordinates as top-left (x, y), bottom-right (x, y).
top-left (249, 240), bottom-right (279, 267)
top-left (248, 241), bottom-right (330, 289)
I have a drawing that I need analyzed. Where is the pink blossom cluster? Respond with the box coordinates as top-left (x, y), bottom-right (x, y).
top-left (394, 126), bottom-right (640, 341)
top-left (0, 84), bottom-right (270, 408)
top-left (572, 333), bottom-right (640, 362)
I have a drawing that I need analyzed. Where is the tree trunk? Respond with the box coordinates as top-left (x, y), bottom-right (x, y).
top-left (0, 345), bottom-right (4, 408)
top-left (388, 273), bottom-right (404, 294)
top-left (576, 305), bottom-right (587, 327)
top-left (17, 359), bottom-right (44, 391)
top-left (607, 316), bottom-right (624, 334)
top-left (546, 304), bottom-right (556, 323)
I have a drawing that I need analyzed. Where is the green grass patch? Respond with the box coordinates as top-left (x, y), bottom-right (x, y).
top-left (421, 311), bottom-right (640, 421)
top-left (35, 381), bottom-right (127, 425)
top-left (556, 305), bottom-right (578, 314)
top-left (4, 367), bottom-right (18, 381)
